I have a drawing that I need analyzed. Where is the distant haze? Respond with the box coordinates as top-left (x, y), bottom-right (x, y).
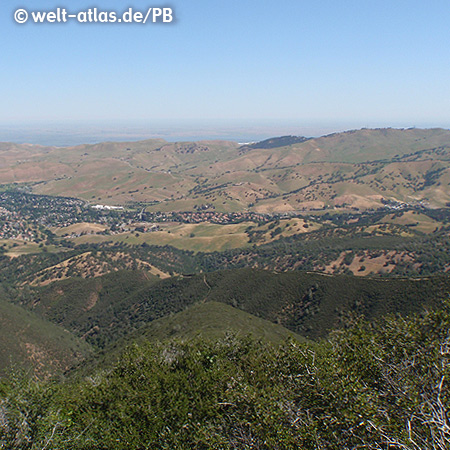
top-left (0, 120), bottom-right (443, 147)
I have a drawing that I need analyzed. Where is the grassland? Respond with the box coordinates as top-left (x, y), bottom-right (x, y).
top-left (0, 240), bottom-right (62, 257)
top-left (68, 221), bottom-right (253, 253)
top-left (0, 203), bottom-right (448, 284)
top-left (378, 210), bottom-right (441, 233)
top-left (51, 222), bottom-right (107, 236)
top-left (50, 217), bottom-right (324, 254)
top-left (2, 128), bottom-right (450, 212)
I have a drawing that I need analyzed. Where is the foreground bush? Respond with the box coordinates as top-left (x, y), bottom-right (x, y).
top-left (1, 305), bottom-right (449, 449)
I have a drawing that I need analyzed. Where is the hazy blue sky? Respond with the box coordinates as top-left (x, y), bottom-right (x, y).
top-left (2, 0), bottom-right (450, 131)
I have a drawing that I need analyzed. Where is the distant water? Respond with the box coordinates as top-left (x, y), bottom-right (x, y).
top-left (0, 122), bottom-right (347, 146)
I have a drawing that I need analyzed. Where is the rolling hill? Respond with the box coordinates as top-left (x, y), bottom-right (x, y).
top-left (78, 300), bottom-right (306, 375)
top-left (2, 128), bottom-right (450, 448)
top-left (0, 296), bottom-right (91, 376)
top-left (2, 127), bottom-right (450, 212)
top-left (15, 268), bottom-right (450, 347)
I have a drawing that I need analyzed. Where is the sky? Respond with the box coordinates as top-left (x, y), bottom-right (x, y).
top-left (1, 0), bottom-right (450, 142)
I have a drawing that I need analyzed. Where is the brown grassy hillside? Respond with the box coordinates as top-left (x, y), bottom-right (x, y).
top-left (3, 128), bottom-right (450, 211)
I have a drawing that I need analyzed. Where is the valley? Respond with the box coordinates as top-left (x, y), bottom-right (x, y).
top-left (1, 128), bottom-right (450, 449)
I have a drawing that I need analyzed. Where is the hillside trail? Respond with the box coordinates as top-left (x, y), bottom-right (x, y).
top-left (201, 274), bottom-right (212, 303)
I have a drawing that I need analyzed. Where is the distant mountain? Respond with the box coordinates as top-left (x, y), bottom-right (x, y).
top-left (239, 135), bottom-right (309, 151)
top-left (1, 127), bottom-right (450, 211)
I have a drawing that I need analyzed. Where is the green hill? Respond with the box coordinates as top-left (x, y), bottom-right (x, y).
top-left (120, 301), bottom-right (304, 344)
top-left (18, 270), bottom-right (161, 348)
top-left (0, 297), bottom-right (91, 377)
top-left (2, 305), bottom-right (449, 449)
top-left (17, 268), bottom-right (450, 347)
top-left (81, 301), bottom-right (305, 374)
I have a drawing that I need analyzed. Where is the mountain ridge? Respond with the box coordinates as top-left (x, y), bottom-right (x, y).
top-left (1, 127), bottom-right (450, 211)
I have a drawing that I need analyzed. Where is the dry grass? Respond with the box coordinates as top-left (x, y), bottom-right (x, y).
top-left (52, 222), bottom-right (107, 236)
top-left (324, 250), bottom-right (418, 276)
